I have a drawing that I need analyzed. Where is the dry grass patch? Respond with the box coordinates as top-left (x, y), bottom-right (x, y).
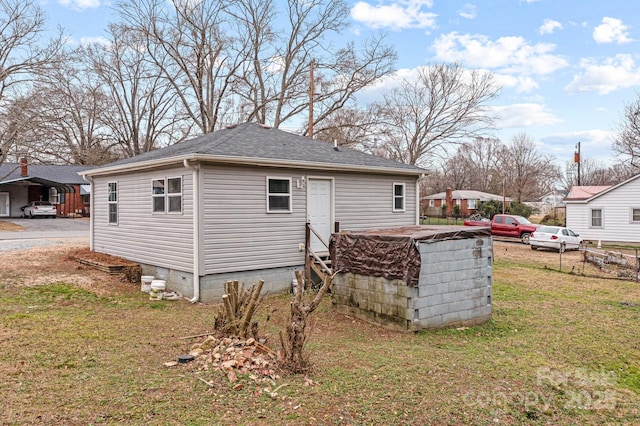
top-left (1, 241), bottom-right (640, 424)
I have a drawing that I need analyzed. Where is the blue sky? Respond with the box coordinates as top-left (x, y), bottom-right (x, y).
top-left (41, 0), bottom-right (640, 167)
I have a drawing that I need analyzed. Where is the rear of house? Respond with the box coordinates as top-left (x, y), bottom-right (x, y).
top-left (565, 176), bottom-right (640, 243)
top-left (84, 123), bottom-right (425, 302)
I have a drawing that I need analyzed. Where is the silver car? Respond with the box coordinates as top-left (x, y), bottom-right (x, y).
top-left (530, 225), bottom-right (582, 252)
top-left (23, 201), bottom-right (57, 219)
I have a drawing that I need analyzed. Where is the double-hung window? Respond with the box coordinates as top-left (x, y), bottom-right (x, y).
top-left (590, 208), bottom-right (603, 228)
top-left (152, 177), bottom-right (182, 213)
top-left (267, 177), bottom-right (292, 213)
top-left (632, 208), bottom-right (640, 223)
top-left (108, 182), bottom-right (118, 224)
top-left (393, 183), bottom-right (405, 212)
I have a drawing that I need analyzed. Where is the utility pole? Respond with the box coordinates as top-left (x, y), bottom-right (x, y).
top-left (308, 60), bottom-right (314, 140)
top-left (574, 142), bottom-right (581, 186)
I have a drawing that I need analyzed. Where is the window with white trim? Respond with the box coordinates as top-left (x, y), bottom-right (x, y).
top-left (108, 182), bottom-right (118, 224)
top-left (429, 199), bottom-right (434, 207)
top-left (393, 183), bottom-right (405, 212)
top-left (152, 177), bottom-right (182, 213)
top-left (455, 199), bottom-right (461, 206)
top-left (468, 199), bottom-right (477, 209)
top-left (590, 208), bottom-right (603, 228)
top-left (632, 208), bottom-right (640, 223)
top-left (267, 177), bottom-right (292, 213)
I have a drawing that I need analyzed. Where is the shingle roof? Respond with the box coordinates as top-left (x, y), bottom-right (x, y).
top-left (0, 163), bottom-right (90, 185)
top-left (85, 122), bottom-right (425, 175)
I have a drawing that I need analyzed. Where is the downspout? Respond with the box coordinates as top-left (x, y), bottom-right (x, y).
top-left (183, 159), bottom-right (201, 303)
top-left (416, 174), bottom-right (425, 225)
top-left (82, 175), bottom-right (94, 250)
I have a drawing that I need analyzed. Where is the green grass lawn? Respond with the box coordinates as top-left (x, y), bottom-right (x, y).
top-left (1, 246), bottom-right (640, 425)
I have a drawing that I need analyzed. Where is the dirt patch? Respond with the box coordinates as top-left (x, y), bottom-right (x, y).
top-left (0, 221), bottom-right (25, 232)
top-left (0, 242), bottom-right (138, 296)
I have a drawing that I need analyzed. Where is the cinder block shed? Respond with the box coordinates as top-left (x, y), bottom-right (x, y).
top-left (330, 226), bottom-right (492, 331)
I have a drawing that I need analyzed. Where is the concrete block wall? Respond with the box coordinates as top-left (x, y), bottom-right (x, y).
top-left (331, 236), bottom-right (493, 331)
top-left (413, 236), bottom-right (492, 329)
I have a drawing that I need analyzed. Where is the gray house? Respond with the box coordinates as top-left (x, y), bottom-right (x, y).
top-left (81, 123), bottom-right (426, 302)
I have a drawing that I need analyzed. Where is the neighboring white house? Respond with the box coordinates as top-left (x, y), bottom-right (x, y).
top-left (81, 122), bottom-right (426, 302)
top-left (565, 176), bottom-right (640, 243)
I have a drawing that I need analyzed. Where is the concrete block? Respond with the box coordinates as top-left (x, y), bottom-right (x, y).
top-left (419, 282), bottom-right (448, 298)
top-left (383, 281), bottom-right (398, 295)
top-left (425, 293), bottom-right (442, 306)
top-left (448, 299), bottom-right (475, 313)
top-left (442, 311), bottom-right (465, 325)
top-left (427, 303), bottom-right (450, 317)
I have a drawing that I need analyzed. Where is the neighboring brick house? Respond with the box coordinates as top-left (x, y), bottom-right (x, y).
top-left (422, 188), bottom-right (511, 217)
top-left (0, 159), bottom-right (91, 218)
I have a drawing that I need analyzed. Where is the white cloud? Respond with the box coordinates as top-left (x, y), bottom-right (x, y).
top-left (490, 103), bottom-right (562, 129)
top-left (539, 19), bottom-right (562, 35)
top-left (565, 54), bottom-right (640, 94)
top-left (458, 4), bottom-right (476, 20)
top-left (58, 0), bottom-right (101, 9)
top-left (350, 0), bottom-right (437, 31)
top-left (493, 73), bottom-right (539, 94)
top-left (432, 32), bottom-right (568, 76)
top-left (79, 36), bottom-right (110, 46)
top-left (538, 129), bottom-right (616, 163)
top-left (593, 17), bottom-right (632, 44)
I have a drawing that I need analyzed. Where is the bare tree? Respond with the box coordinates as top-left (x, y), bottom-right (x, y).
top-left (218, 0), bottom-right (396, 132)
top-left (117, 0), bottom-right (244, 134)
top-left (444, 137), bottom-right (504, 193)
top-left (373, 63), bottom-right (499, 167)
top-left (86, 23), bottom-right (189, 158)
top-left (561, 158), bottom-right (636, 192)
top-left (613, 94), bottom-right (640, 168)
top-left (0, 0), bottom-right (64, 163)
top-left (22, 57), bottom-right (116, 165)
top-left (500, 133), bottom-right (560, 202)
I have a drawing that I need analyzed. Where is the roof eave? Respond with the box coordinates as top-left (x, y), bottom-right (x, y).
top-left (80, 154), bottom-right (426, 177)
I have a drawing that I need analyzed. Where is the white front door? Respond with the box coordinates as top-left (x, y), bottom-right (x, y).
top-left (307, 178), bottom-right (332, 253)
top-left (0, 192), bottom-right (9, 217)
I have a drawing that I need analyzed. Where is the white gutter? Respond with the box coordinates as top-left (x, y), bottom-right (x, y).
top-left (82, 174), bottom-right (94, 250)
top-left (183, 159), bottom-right (201, 303)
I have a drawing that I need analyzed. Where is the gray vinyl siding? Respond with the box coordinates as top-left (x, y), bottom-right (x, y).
top-left (335, 173), bottom-right (417, 231)
top-left (92, 166), bottom-right (194, 271)
top-left (201, 164), bottom-right (306, 274)
top-left (201, 165), bottom-right (418, 274)
top-left (566, 177), bottom-right (640, 243)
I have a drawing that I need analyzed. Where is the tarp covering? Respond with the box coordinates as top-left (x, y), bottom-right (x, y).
top-left (330, 226), bottom-right (491, 284)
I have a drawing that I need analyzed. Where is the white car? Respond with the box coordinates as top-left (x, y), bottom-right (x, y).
top-left (530, 225), bottom-right (582, 252)
top-left (23, 201), bottom-right (57, 219)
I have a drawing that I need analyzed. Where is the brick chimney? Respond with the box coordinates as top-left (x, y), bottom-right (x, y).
top-left (20, 157), bottom-right (28, 177)
top-left (445, 188), bottom-right (453, 217)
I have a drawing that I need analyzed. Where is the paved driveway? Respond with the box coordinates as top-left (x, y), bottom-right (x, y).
top-left (0, 218), bottom-right (89, 252)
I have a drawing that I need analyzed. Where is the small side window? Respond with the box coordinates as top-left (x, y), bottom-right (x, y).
top-left (590, 208), bottom-right (603, 228)
top-left (267, 177), bottom-right (292, 213)
top-left (108, 182), bottom-right (118, 224)
top-left (393, 183), bottom-right (405, 212)
top-left (152, 179), bottom-right (165, 212)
